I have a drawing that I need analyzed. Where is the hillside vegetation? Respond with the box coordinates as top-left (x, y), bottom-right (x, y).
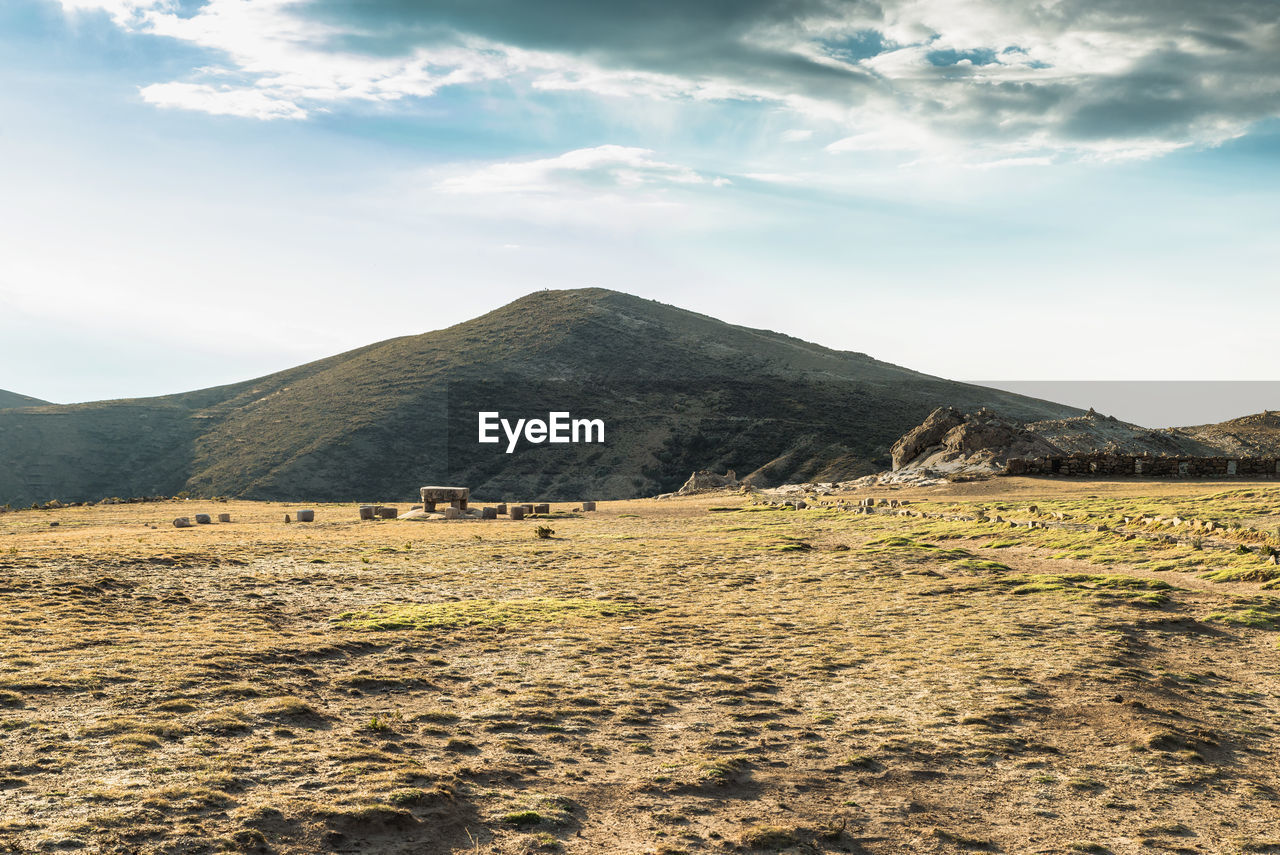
top-left (0, 389), bottom-right (49, 409)
top-left (0, 289), bottom-right (1080, 505)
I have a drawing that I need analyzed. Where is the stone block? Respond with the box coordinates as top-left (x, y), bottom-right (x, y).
top-left (420, 486), bottom-right (470, 512)
top-left (581, 501), bottom-right (596, 512)
top-left (194, 514), bottom-right (212, 524)
top-left (378, 506), bottom-right (398, 519)
top-left (481, 507), bottom-right (498, 520)
top-left (218, 513), bottom-right (231, 523)
top-left (296, 509), bottom-right (315, 523)
top-left (173, 517), bottom-right (191, 528)
top-left (443, 507), bottom-right (462, 520)
top-left (510, 505), bottom-right (526, 520)
top-left (534, 503), bottom-right (551, 514)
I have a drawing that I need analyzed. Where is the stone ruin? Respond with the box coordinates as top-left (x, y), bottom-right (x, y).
top-left (1007, 454), bottom-right (1280, 478)
top-left (355, 488), bottom-right (600, 522)
top-left (420, 486), bottom-right (470, 512)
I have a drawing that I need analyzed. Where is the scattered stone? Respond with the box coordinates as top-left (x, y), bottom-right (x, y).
top-left (442, 507), bottom-right (462, 520)
top-left (359, 506), bottom-right (375, 521)
top-left (581, 501), bottom-right (596, 512)
top-left (496, 503), bottom-right (508, 515)
top-left (534, 503), bottom-right (551, 514)
top-left (173, 517), bottom-right (192, 528)
top-left (218, 513), bottom-right (231, 523)
top-left (377, 506), bottom-right (398, 520)
top-left (510, 506), bottom-right (526, 520)
top-left (297, 510), bottom-right (315, 523)
top-left (194, 514), bottom-right (212, 524)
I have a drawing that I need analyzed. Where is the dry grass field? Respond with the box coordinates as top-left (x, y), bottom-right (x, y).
top-left (4, 479), bottom-right (1280, 854)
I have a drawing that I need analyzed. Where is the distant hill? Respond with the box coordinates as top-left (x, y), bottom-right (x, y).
top-left (0, 288), bottom-right (1083, 505)
top-left (0, 389), bottom-right (49, 409)
top-left (1025, 410), bottom-right (1280, 457)
top-left (1174, 411), bottom-right (1280, 456)
top-left (890, 407), bottom-right (1280, 475)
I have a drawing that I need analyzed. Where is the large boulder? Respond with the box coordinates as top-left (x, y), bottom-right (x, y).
top-left (677, 469), bottom-right (739, 495)
top-left (891, 407), bottom-right (965, 470)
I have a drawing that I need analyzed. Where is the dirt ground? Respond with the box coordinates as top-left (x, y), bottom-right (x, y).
top-left (3, 478), bottom-right (1280, 854)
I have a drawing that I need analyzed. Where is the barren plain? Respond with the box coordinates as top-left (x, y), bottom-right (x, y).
top-left (3, 479), bottom-right (1280, 854)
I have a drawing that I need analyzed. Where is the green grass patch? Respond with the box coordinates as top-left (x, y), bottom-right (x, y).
top-left (953, 558), bottom-right (1013, 574)
top-left (1206, 598), bottom-right (1280, 630)
top-left (752, 537), bottom-right (813, 551)
top-left (980, 574), bottom-right (1174, 606)
top-left (1202, 566), bottom-right (1280, 584)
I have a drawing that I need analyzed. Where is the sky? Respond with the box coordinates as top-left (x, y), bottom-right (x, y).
top-left (2, 0), bottom-right (1279, 415)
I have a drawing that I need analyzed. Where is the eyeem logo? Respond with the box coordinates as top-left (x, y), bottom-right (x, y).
top-left (478, 412), bottom-right (605, 453)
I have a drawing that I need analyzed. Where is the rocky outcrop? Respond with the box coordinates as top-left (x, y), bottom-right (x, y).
top-left (891, 405), bottom-right (1280, 481)
top-left (677, 469), bottom-right (739, 494)
top-left (891, 407), bottom-right (966, 470)
top-left (891, 407), bottom-right (1063, 474)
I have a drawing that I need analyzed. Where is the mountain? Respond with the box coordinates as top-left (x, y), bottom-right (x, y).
top-left (0, 288), bottom-right (1083, 506)
top-left (0, 389), bottom-right (50, 409)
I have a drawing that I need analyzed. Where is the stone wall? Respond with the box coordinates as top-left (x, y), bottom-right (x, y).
top-left (1005, 454), bottom-right (1280, 478)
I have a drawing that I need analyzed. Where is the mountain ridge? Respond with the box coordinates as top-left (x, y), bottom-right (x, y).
top-left (0, 288), bottom-right (1085, 505)
top-left (0, 389), bottom-right (50, 409)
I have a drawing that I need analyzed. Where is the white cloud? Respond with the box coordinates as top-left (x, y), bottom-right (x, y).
top-left (60, 0), bottom-right (518, 119)
top-left (140, 82), bottom-right (307, 119)
top-left (436, 145), bottom-right (716, 194)
top-left (964, 155), bottom-right (1054, 170)
top-left (781, 128), bottom-right (814, 142)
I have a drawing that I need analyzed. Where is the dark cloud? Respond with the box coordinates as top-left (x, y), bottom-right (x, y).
top-left (310, 0), bottom-right (881, 100)
top-left (299, 0), bottom-right (1280, 153)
